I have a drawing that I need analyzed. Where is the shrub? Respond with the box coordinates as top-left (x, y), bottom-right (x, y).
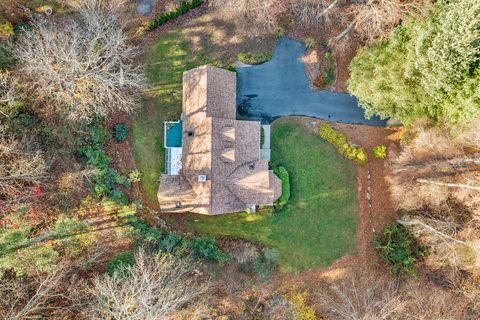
top-left (106, 251), bottom-right (135, 276)
top-left (159, 232), bottom-right (183, 253)
top-left (113, 123), bottom-right (128, 142)
top-left (129, 220), bottom-right (163, 245)
top-left (54, 215), bottom-right (92, 255)
top-left (304, 37), bottom-right (316, 50)
top-left (373, 223), bottom-right (428, 276)
top-left (148, 0), bottom-right (205, 31)
top-left (0, 22), bottom-right (14, 39)
top-left (287, 291), bottom-right (316, 320)
top-left (0, 42), bottom-right (13, 70)
top-left (227, 65), bottom-right (237, 73)
top-left (109, 188), bottom-right (128, 206)
top-left (128, 170), bottom-right (142, 183)
top-left (0, 211), bottom-right (60, 278)
top-left (373, 145), bottom-right (387, 159)
top-left (190, 236), bottom-right (227, 263)
top-left (275, 26), bottom-right (285, 38)
top-left (238, 52), bottom-right (272, 65)
top-left (260, 126), bottom-right (265, 147)
top-left (325, 67), bottom-right (335, 84)
top-left (274, 166), bottom-right (290, 209)
top-left (319, 123), bottom-right (368, 165)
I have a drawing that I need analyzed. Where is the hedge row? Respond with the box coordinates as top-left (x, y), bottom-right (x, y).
top-left (274, 166), bottom-right (291, 209)
top-left (147, 0), bottom-right (204, 31)
top-left (319, 123), bottom-right (368, 165)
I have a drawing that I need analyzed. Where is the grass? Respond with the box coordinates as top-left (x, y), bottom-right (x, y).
top-left (186, 118), bottom-right (358, 272)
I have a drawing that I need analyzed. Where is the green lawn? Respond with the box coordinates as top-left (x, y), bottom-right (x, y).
top-left (186, 118), bottom-right (358, 272)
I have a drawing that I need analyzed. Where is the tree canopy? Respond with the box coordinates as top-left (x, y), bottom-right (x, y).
top-left (348, 0), bottom-right (480, 130)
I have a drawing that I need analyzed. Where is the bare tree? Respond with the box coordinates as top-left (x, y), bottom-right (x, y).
top-left (0, 70), bottom-right (20, 119)
top-left (88, 249), bottom-right (211, 319)
top-left (14, 0), bottom-right (145, 122)
top-left (209, 0), bottom-right (289, 33)
top-left (0, 265), bottom-right (73, 320)
top-left (318, 272), bottom-right (404, 320)
top-left (388, 126), bottom-right (480, 211)
top-left (333, 0), bottom-right (431, 44)
top-left (0, 125), bottom-right (47, 205)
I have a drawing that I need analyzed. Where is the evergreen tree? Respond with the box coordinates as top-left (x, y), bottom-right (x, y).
top-left (348, 0), bottom-right (480, 130)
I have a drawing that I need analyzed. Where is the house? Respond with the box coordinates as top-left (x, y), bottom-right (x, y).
top-left (157, 65), bottom-right (282, 215)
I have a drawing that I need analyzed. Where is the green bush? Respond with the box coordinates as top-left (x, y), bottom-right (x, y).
top-left (0, 22), bottom-right (14, 39)
top-left (274, 166), bottom-right (290, 209)
top-left (260, 126), bottom-right (265, 147)
top-left (319, 123), bottom-right (368, 165)
top-left (128, 170), bottom-right (142, 183)
top-left (0, 43), bottom-right (13, 70)
top-left (129, 220), bottom-right (163, 245)
top-left (159, 232), bottom-right (183, 253)
top-left (304, 37), bottom-right (316, 50)
top-left (54, 215), bottom-right (92, 255)
top-left (238, 52), bottom-right (272, 65)
top-left (373, 145), bottom-right (387, 159)
top-left (373, 223), bottom-right (428, 276)
top-left (227, 65), bottom-right (237, 73)
top-left (190, 236), bottom-right (227, 263)
top-left (113, 123), bottom-right (128, 142)
top-left (148, 0), bottom-right (205, 31)
top-left (106, 251), bottom-right (135, 276)
top-left (325, 67), bottom-right (335, 85)
top-left (275, 27), bottom-right (285, 38)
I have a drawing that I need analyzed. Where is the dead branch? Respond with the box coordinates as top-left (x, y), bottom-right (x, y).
top-left (0, 126), bottom-right (47, 203)
top-left (88, 249), bottom-right (212, 319)
top-left (14, 0), bottom-right (145, 122)
top-left (416, 179), bottom-right (480, 192)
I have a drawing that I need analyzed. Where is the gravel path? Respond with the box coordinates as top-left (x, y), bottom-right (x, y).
top-left (236, 38), bottom-right (386, 126)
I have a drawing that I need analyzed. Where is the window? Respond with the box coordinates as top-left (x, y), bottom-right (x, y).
top-left (248, 163), bottom-right (255, 171)
top-left (175, 202), bottom-right (182, 208)
top-left (187, 131), bottom-right (194, 137)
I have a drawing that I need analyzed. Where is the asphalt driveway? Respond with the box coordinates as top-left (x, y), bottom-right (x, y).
top-left (236, 38), bottom-right (386, 126)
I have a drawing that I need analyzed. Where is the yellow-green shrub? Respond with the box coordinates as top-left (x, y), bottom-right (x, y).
top-left (319, 123), bottom-right (367, 165)
top-left (287, 291), bottom-right (316, 320)
top-left (0, 22), bottom-right (14, 38)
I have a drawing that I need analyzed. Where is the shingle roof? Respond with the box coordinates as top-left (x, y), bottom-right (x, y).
top-left (158, 65), bottom-right (281, 215)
